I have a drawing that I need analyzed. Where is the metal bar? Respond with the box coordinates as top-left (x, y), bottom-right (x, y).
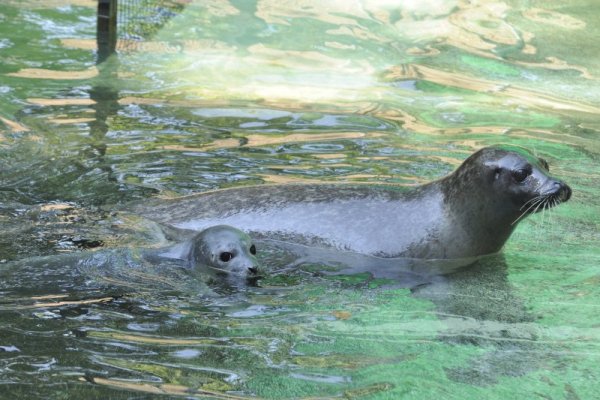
top-left (96, 0), bottom-right (118, 63)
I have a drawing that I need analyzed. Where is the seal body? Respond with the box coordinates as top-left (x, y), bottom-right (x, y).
top-left (140, 146), bottom-right (571, 260)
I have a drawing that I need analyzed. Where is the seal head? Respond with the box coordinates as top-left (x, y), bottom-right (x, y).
top-left (438, 145), bottom-right (572, 258)
top-left (188, 225), bottom-right (260, 284)
top-left (484, 146), bottom-right (571, 214)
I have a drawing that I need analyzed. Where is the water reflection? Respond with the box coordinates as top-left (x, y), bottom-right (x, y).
top-left (0, 241), bottom-right (527, 396)
top-left (413, 255), bottom-right (540, 385)
top-left (0, 0), bottom-right (598, 398)
top-left (0, 233), bottom-right (596, 398)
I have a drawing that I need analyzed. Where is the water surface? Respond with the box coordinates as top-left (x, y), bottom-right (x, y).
top-left (0, 1), bottom-right (599, 398)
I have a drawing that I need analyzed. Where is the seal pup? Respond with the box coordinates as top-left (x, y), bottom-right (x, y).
top-left (158, 225), bottom-right (259, 284)
top-left (138, 145), bottom-right (571, 260)
top-left (187, 225), bottom-right (260, 284)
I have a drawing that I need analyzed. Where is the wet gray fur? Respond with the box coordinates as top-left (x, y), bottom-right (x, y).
top-left (135, 146), bottom-right (571, 260)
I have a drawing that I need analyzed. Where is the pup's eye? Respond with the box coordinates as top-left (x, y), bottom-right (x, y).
top-left (512, 168), bottom-right (530, 183)
top-left (249, 245), bottom-right (256, 255)
top-left (219, 252), bottom-right (234, 262)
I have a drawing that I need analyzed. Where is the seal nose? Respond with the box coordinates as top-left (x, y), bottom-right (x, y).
top-left (248, 267), bottom-right (258, 275)
top-left (553, 181), bottom-right (572, 202)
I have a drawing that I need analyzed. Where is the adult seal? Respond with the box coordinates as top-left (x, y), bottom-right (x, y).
top-left (138, 145), bottom-right (571, 260)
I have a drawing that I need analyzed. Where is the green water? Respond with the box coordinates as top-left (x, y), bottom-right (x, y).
top-left (1, 1), bottom-right (599, 398)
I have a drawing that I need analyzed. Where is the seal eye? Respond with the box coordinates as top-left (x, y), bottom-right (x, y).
top-left (249, 244), bottom-right (256, 255)
top-left (219, 252), bottom-right (234, 262)
top-left (512, 168), bottom-right (530, 183)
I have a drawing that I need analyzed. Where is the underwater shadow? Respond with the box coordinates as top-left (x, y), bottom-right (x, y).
top-left (411, 254), bottom-right (543, 386)
top-left (259, 241), bottom-right (546, 387)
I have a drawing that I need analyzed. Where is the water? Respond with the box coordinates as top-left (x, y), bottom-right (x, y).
top-left (1, 0), bottom-right (599, 398)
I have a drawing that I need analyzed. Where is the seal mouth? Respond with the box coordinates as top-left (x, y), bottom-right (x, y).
top-left (555, 182), bottom-right (572, 203)
top-left (209, 266), bottom-right (262, 287)
top-left (208, 265), bottom-right (261, 280)
top-left (245, 266), bottom-right (263, 285)
top-left (246, 275), bottom-right (263, 286)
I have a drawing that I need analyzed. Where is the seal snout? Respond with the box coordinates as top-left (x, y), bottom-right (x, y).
top-left (230, 261), bottom-right (260, 277)
top-left (545, 180), bottom-right (571, 203)
top-left (555, 181), bottom-right (572, 203)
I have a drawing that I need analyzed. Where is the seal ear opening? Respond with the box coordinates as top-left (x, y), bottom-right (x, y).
top-left (484, 160), bottom-right (502, 181)
top-left (494, 167), bottom-right (502, 181)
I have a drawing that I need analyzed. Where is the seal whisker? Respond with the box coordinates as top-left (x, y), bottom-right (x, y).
top-left (542, 197), bottom-right (554, 227)
top-left (512, 200), bottom-right (541, 226)
top-left (532, 196), bottom-right (548, 216)
top-left (554, 196), bottom-right (562, 208)
top-left (549, 197), bottom-right (559, 226)
top-left (512, 197), bottom-right (546, 226)
top-left (205, 265), bottom-right (232, 274)
top-left (520, 195), bottom-right (544, 211)
top-left (521, 193), bottom-right (549, 211)
top-left (548, 197), bottom-right (558, 225)
top-left (524, 196), bottom-right (540, 206)
top-left (549, 198), bottom-right (558, 227)
top-left (533, 196), bottom-right (551, 230)
top-left (542, 197), bottom-right (551, 226)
